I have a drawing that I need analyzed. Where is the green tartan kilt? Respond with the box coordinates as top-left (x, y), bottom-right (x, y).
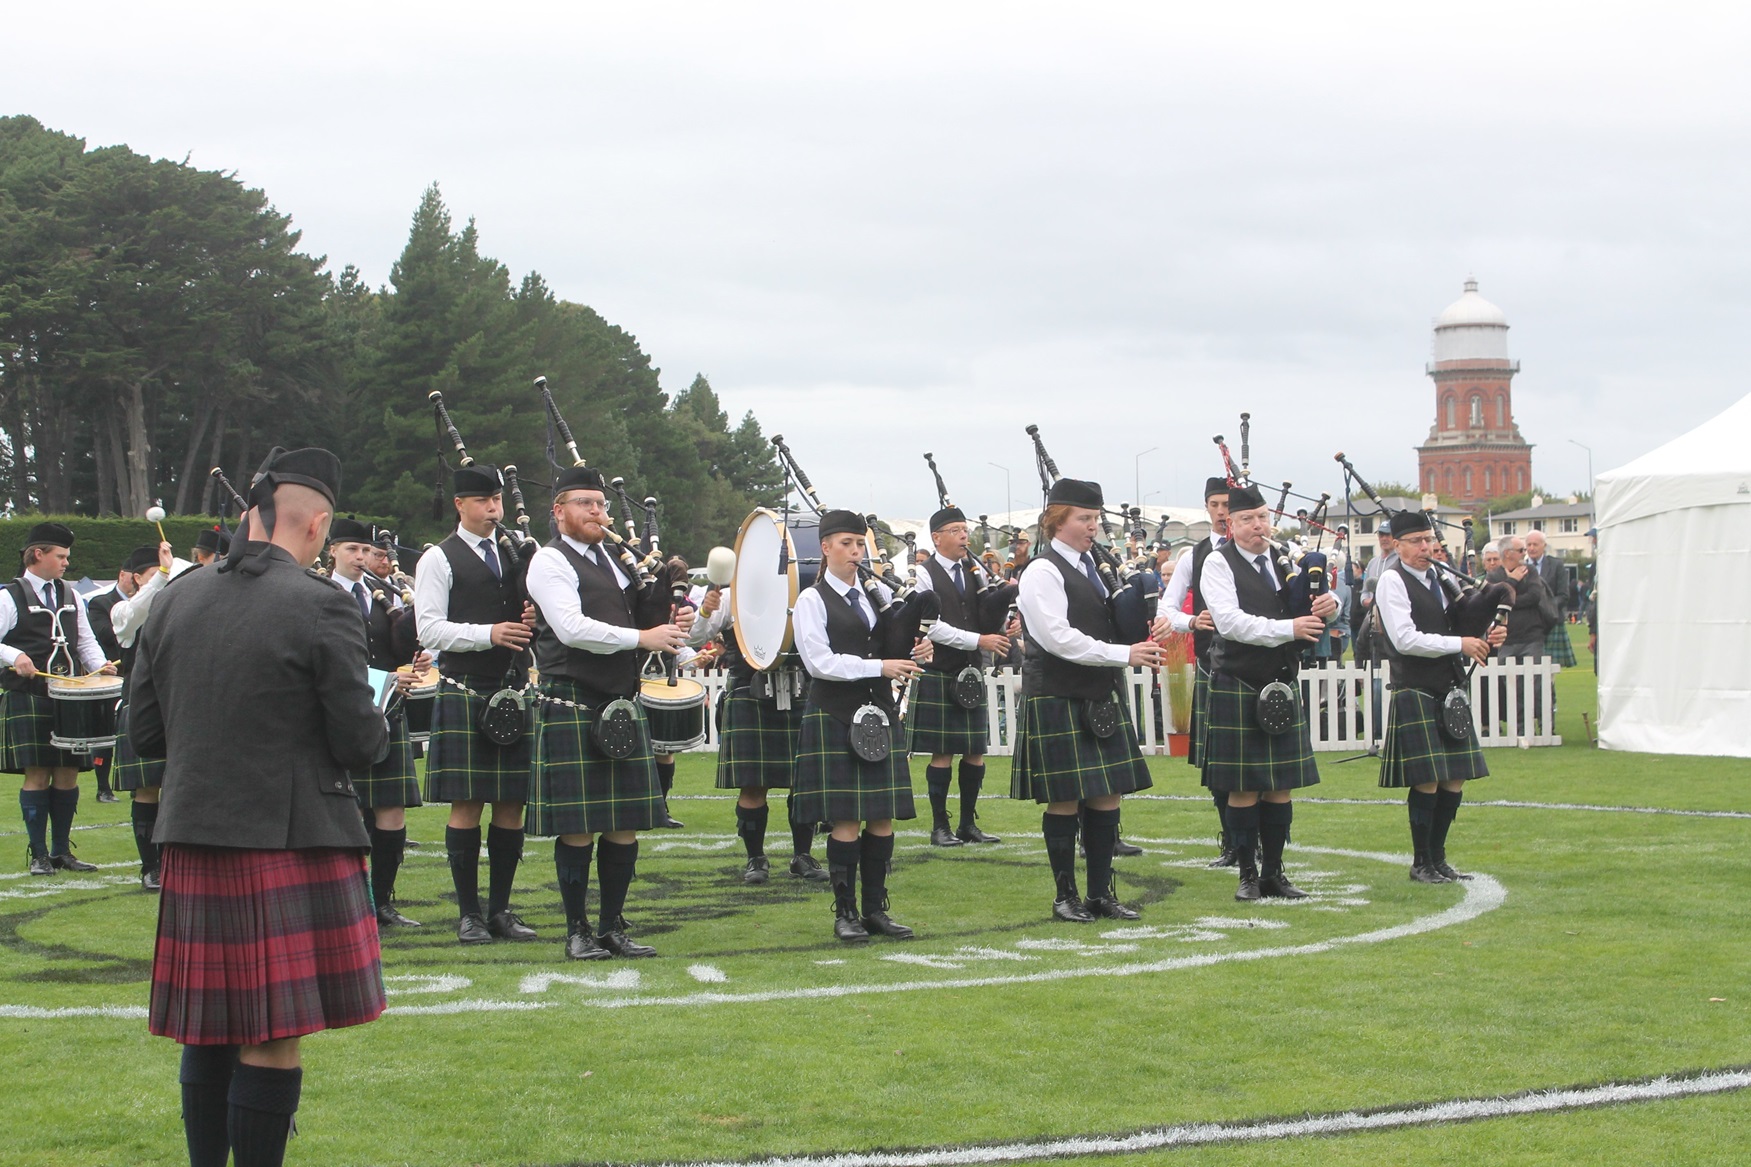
top-left (713, 685), bottom-right (803, 791)
top-left (528, 682), bottom-right (663, 837)
top-left (1379, 687), bottom-right (1489, 789)
top-left (0, 688), bottom-right (93, 773)
top-left (1543, 621), bottom-right (1577, 667)
top-left (352, 715), bottom-right (422, 810)
top-left (905, 669), bottom-right (989, 757)
top-left (1199, 673), bottom-right (1321, 794)
top-left (1008, 694), bottom-right (1153, 805)
top-left (1188, 664), bottom-right (1211, 773)
top-left (422, 685), bottom-right (531, 805)
top-left (112, 703), bottom-right (164, 791)
top-left (790, 705), bottom-right (915, 824)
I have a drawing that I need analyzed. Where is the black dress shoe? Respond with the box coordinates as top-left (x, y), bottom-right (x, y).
top-left (742, 856), bottom-right (770, 885)
top-left (1408, 864), bottom-right (1450, 884)
top-left (598, 929), bottom-right (657, 958)
top-left (566, 931), bottom-right (612, 960)
top-left (28, 853), bottom-right (54, 877)
top-left (96, 790), bottom-right (119, 804)
top-left (833, 910), bottom-right (870, 943)
top-left (457, 913), bottom-right (493, 944)
top-left (1235, 871), bottom-right (1262, 901)
top-left (1111, 836), bottom-right (1144, 857)
top-left (487, 909), bottom-right (537, 941)
top-left (1053, 895), bottom-right (1095, 923)
top-left (1259, 870), bottom-right (1309, 900)
top-left (929, 826), bottom-right (964, 847)
top-left (861, 910), bottom-right (914, 939)
top-left (51, 853), bottom-right (98, 873)
top-left (1433, 860), bottom-right (1472, 881)
top-left (1085, 896), bottom-right (1141, 920)
top-left (658, 812), bottom-right (685, 829)
top-left (955, 824), bottom-right (1001, 844)
top-left (141, 868), bottom-right (162, 892)
top-left (1206, 847), bottom-right (1239, 868)
top-left (377, 904), bottom-right (422, 928)
top-left (789, 854), bottom-right (830, 882)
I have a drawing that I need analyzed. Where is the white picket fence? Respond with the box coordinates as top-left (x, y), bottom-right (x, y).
top-left (679, 657), bottom-right (1563, 755)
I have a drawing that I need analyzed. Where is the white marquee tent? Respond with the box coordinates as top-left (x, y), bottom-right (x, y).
top-left (1593, 392), bottom-right (1751, 757)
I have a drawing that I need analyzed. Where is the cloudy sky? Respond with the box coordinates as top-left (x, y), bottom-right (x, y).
top-left (8, 2), bottom-right (1748, 521)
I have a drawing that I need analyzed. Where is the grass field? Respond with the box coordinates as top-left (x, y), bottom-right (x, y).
top-left (3, 631), bottom-right (1748, 1167)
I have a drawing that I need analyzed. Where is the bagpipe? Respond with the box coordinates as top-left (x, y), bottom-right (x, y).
top-left (923, 452), bottom-right (1019, 635)
top-left (429, 389), bottom-right (541, 581)
top-left (1025, 424), bottom-right (1159, 644)
top-left (1213, 417), bottom-right (1331, 621)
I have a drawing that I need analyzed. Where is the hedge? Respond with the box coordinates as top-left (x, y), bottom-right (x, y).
top-left (1, 513), bottom-right (397, 581)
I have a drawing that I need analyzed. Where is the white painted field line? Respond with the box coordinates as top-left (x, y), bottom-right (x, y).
top-left (651, 1068), bottom-right (1751, 1167)
top-left (1127, 794), bottom-right (1751, 819)
top-left (0, 1004), bottom-right (148, 1020)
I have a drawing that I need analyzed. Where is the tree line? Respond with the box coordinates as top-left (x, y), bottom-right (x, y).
top-left (0, 116), bottom-right (783, 560)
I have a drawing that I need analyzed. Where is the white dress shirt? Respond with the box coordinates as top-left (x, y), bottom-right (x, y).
top-left (909, 552), bottom-right (982, 651)
top-left (525, 534), bottom-right (641, 654)
top-left (110, 558), bottom-right (197, 648)
top-left (1200, 543), bottom-right (1297, 648)
top-left (414, 526), bottom-right (512, 654)
top-left (686, 584), bottom-right (731, 648)
top-left (1375, 567), bottom-right (1463, 658)
top-left (792, 572), bottom-right (889, 681)
top-left (1014, 539), bottom-right (1130, 667)
top-left (1161, 537), bottom-right (1227, 634)
top-left (0, 570), bottom-right (106, 672)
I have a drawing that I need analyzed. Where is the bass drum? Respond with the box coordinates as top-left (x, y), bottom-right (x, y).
top-left (730, 509), bottom-right (801, 671)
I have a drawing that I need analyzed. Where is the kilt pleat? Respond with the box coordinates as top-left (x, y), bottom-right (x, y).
top-left (352, 715), bottom-right (421, 809)
top-left (713, 685), bottom-right (804, 791)
top-left (1008, 694), bottom-right (1153, 805)
top-left (905, 669), bottom-right (989, 757)
top-left (1543, 622), bottom-right (1577, 667)
top-left (149, 844), bottom-right (384, 1046)
top-left (1199, 673), bottom-right (1321, 794)
top-left (422, 685), bottom-right (531, 804)
top-left (112, 702), bottom-right (163, 791)
top-left (1379, 687), bottom-right (1489, 788)
top-left (790, 705), bottom-right (915, 824)
top-left (1188, 665), bottom-right (1210, 773)
top-left (0, 689), bottom-right (94, 773)
top-left (528, 682), bottom-right (663, 837)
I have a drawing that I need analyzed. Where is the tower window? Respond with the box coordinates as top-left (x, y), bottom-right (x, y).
top-left (1485, 468), bottom-right (1493, 493)
top-left (1517, 468), bottom-right (1526, 492)
top-left (1498, 395), bottom-right (1508, 428)
top-left (1445, 397), bottom-right (1456, 428)
top-left (1464, 467), bottom-right (1474, 495)
top-left (1469, 396), bottom-right (1483, 427)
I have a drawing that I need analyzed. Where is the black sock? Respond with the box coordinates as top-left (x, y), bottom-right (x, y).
top-left (925, 764), bottom-right (952, 830)
top-left (484, 823), bottom-right (523, 918)
top-left (860, 831), bottom-right (894, 916)
top-left (131, 798), bottom-right (161, 874)
top-left (1227, 802), bottom-right (1261, 876)
top-left (47, 786), bottom-right (78, 855)
top-left (179, 1044), bottom-right (237, 1167)
top-left (1259, 800), bottom-right (1293, 873)
top-left (787, 795), bottom-right (815, 857)
top-left (445, 825), bottom-right (482, 917)
top-left (956, 761), bottom-right (985, 831)
top-left (554, 839), bottom-right (593, 934)
top-left (371, 826), bottom-right (406, 907)
top-left (735, 803), bottom-right (769, 858)
top-left (1407, 789), bottom-right (1438, 868)
top-left (95, 754), bottom-right (113, 795)
top-left (227, 1062), bottom-right (302, 1167)
top-left (1081, 806), bottom-right (1121, 900)
top-left (1043, 811), bottom-right (1081, 900)
top-left (656, 760), bottom-right (676, 798)
top-left (595, 838), bottom-right (638, 934)
top-left (826, 836), bottom-right (860, 914)
top-left (1212, 789), bottom-right (1229, 844)
top-left (19, 788), bottom-right (50, 858)
top-left (1431, 787), bottom-right (1463, 865)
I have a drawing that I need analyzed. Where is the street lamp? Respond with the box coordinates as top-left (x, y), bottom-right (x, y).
top-left (1568, 439), bottom-right (1594, 497)
top-left (988, 462), bottom-right (1011, 523)
top-left (1134, 446), bottom-right (1158, 507)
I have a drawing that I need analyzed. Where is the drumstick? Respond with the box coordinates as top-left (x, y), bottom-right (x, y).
top-left (145, 504), bottom-right (168, 546)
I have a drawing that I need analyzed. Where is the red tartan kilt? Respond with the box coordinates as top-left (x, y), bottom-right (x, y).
top-left (149, 844), bottom-right (386, 1046)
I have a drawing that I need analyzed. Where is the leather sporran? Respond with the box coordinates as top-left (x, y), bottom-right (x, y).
top-left (1439, 687), bottom-right (1473, 742)
top-left (477, 687), bottom-right (528, 747)
top-left (952, 667), bottom-right (985, 710)
top-left (592, 698), bottom-right (642, 760)
top-left (1082, 698), bottom-right (1120, 739)
top-left (847, 703), bottom-right (892, 763)
top-left (1255, 680), bottom-right (1298, 736)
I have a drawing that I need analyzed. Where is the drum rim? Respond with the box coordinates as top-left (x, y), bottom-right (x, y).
top-left (730, 507), bottom-right (800, 672)
top-left (45, 675), bottom-right (124, 698)
top-left (637, 676), bottom-right (706, 703)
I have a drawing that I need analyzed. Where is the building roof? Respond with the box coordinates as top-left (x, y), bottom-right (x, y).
top-left (1436, 278), bottom-right (1508, 328)
top-left (1488, 500), bottom-right (1594, 521)
top-left (1432, 278), bottom-right (1511, 363)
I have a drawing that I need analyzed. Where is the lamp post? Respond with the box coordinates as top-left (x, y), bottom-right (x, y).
top-left (1568, 439), bottom-right (1594, 497)
top-left (1134, 446), bottom-right (1158, 507)
top-left (989, 462), bottom-right (1011, 523)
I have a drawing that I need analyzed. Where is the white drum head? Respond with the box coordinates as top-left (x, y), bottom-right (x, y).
top-left (730, 508), bottom-right (799, 671)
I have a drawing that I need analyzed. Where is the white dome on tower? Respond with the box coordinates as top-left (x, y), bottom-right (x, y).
top-left (1432, 277), bottom-right (1510, 362)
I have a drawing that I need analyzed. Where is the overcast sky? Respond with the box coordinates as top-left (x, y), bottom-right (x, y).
top-left (8, 2), bottom-right (1748, 521)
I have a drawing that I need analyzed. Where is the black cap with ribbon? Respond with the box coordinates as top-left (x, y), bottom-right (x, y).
top-left (555, 466), bottom-right (606, 494)
top-left (327, 516), bottom-right (375, 545)
top-left (222, 446), bottom-right (342, 574)
top-left (1046, 479), bottom-right (1103, 509)
top-left (1225, 483), bottom-right (1268, 513)
top-left (193, 526), bottom-right (232, 556)
top-left (819, 509), bottom-right (868, 540)
top-left (1204, 476), bottom-right (1231, 500)
top-left (929, 506), bottom-right (968, 532)
top-left (124, 545), bottom-right (160, 574)
top-left (23, 522), bottom-right (74, 551)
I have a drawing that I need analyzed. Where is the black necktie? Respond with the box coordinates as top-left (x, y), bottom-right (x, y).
top-left (479, 538), bottom-right (501, 580)
top-left (1426, 569), bottom-right (1447, 609)
top-left (846, 586), bottom-right (872, 630)
top-left (1080, 553), bottom-right (1106, 597)
top-left (42, 582), bottom-right (55, 610)
top-left (354, 581), bottom-right (371, 620)
top-left (1255, 554), bottom-right (1274, 587)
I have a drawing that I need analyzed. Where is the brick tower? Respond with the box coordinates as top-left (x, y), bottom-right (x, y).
top-left (1417, 278), bottom-right (1533, 506)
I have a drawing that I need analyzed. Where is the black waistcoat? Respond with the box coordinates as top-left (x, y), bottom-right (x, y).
top-left (85, 588), bottom-right (124, 668)
top-left (438, 533), bottom-right (524, 680)
top-left (806, 577), bottom-right (894, 723)
top-left (534, 538), bottom-right (641, 703)
top-left (1021, 547), bottom-right (1122, 701)
top-left (922, 556), bottom-right (976, 674)
top-left (1210, 541), bottom-right (1298, 686)
top-left (1189, 537), bottom-right (1216, 665)
top-left (2, 578), bottom-right (79, 693)
top-left (1384, 564), bottom-right (1463, 694)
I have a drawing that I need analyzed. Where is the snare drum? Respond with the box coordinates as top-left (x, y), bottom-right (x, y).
top-left (402, 667), bottom-right (441, 745)
top-left (638, 676), bottom-right (707, 753)
top-left (45, 674), bottom-right (124, 754)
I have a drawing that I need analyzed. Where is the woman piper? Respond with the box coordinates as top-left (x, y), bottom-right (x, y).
top-left (789, 510), bottom-right (931, 943)
top-left (1010, 479), bottom-right (1164, 922)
